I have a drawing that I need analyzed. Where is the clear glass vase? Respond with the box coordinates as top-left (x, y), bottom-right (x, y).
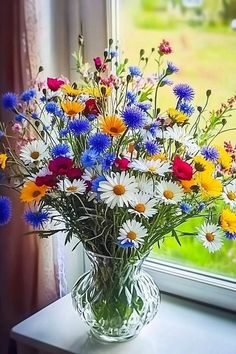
top-left (71, 251), bottom-right (160, 342)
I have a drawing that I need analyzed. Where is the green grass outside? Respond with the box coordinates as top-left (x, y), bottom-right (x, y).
top-left (120, 0), bottom-right (236, 278)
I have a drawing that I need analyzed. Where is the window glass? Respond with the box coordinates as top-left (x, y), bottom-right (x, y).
top-left (119, 0), bottom-right (236, 279)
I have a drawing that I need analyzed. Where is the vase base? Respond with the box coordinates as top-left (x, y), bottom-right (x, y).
top-left (90, 329), bottom-right (138, 343)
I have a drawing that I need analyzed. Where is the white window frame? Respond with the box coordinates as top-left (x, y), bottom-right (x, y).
top-left (79, 0), bottom-right (236, 312)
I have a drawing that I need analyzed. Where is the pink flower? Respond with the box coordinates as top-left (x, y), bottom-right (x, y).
top-left (47, 77), bottom-right (65, 91)
top-left (93, 57), bottom-right (107, 72)
top-left (66, 167), bottom-right (83, 180)
top-left (11, 123), bottom-right (23, 133)
top-left (173, 156), bottom-right (193, 181)
top-left (158, 39), bottom-right (172, 55)
top-left (114, 157), bottom-right (130, 171)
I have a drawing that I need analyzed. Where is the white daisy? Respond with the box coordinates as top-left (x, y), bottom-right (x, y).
top-left (165, 126), bottom-right (199, 156)
top-left (197, 222), bottom-right (223, 253)
top-left (130, 158), bottom-right (171, 176)
top-left (98, 171), bottom-right (137, 209)
top-left (129, 193), bottom-right (157, 218)
top-left (136, 175), bottom-right (155, 196)
top-left (58, 178), bottom-right (86, 195)
top-left (156, 181), bottom-right (184, 205)
top-left (118, 219), bottom-right (148, 248)
top-left (20, 140), bottom-right (49, 164)
top-left (222, 181), bottom-right (236, 209)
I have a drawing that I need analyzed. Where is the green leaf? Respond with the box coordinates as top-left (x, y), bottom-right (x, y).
top-left (172, 229), bottom-right (182, 246)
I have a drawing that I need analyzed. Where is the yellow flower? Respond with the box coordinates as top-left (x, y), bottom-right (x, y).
top-left (193, 156), bottom-right (214, 175)
top-left (167, 108), bottom-right (188, 124)
top-left (100, 116), bottom-right (126, 137)
top-left (20, 181), bottom-right (48, 203)
top-left (147, 153), bottom-right (167, 161)
top-left (220, 209), bottom-right (236, 234)
top-left (61, 100), bottom-right (85, 116)
top-left (85, 86), bottom-right (112, 98)
top-left (180, 178), bottom-right (197, 193)
top-left (0, 154), bottom-right (7, 169)
top-left (61, 84), bottom-right (83, 96)
top-left (196, 173), bottom-right (222, 200)
top-left (216, 146), bottom-right (232, 170)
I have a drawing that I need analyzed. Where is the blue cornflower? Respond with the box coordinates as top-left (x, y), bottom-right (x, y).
top-left (24, 210), bottom-right (49, 229)
top-left (20, 88), bottom-right (36, 102)
top-left (87, 114), bottom-right (97, 121)
top-left (201, 146), bottom-right (219, 163)
top-left (0, 196), bottom-right (12, 225)
top-left (148, 122), bottom-right (160, 137)
top-left (91, 175), bottom-right (106, 192)
top-left (198, 202), bottom-right (205, 211)
top-left (144, 141), bottom-right (160, 155)
top-left (59, 128), bottom-right (69, 137)
top-left (69, 119), bottom-right (90, 136)
top-left (40, 96), bottom-right (46, 103)
top-left (126, 91), bottom-right (137, 104)
top-left (81, 149), bottom-right (98, 168)
top-left (122, 106), bottom-right (146, 129)
top-left (166, 61), bottom-right (179, 74)
top-left (0, 130), bottom-right (5, 139)
top-left (15, 114), bottom-right (25, 122)
top-left (173, 83), bottom-right (194, 101)
top-left (45, 102), bottom-right (58, 114)
top-left (118, 240), bottom-right (134, 249)
top-left (51, 143), bottom-right (70, 158)
top-left (88, 133), bottom-right (111, 153)
top-left (31, 112), bottom-right (39, 119)
top-left (2, 92), bottom-right (17, 110)
top-left (136, 101), bottom-right (151, 111)
top-left (178, 102), bottom-right (195, 116)
top-left (55, 108), bottom-right (64, 118)
top-left (100, 152), bottom-right (116, 170)
top-left (129, 66), bottom-right (142, 77)
top-left (160, 77), bottom-right (173, 87)
top-left (224, 231), bottom-right (236, 240)
top-left (180, 202), bottom-right (192, 214)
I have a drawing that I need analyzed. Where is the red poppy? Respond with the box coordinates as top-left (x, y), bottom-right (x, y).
top-left (48, 157), bottom-right (73, 176)
top-left (47, 77), bottom-right (64, 91)
top-left (173, 156), bottom-right (193, 181)
top-left (114, 157), bottom-right (130, 171)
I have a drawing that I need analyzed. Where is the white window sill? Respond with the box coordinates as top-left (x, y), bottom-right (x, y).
top-left (11, 293), bottom-right (236, 354)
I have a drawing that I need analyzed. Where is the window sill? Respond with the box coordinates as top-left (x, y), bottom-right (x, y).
top-left (11, 293), bottom-right (236, 354)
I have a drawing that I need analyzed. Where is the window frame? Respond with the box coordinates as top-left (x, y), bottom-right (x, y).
top-left (79, 0), bottom-right (236, 311)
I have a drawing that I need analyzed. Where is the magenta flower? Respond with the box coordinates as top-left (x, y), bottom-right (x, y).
top-left (47, 77), bottom-right (65, 91)
top-left (48, 157), bottom-right (73, 176)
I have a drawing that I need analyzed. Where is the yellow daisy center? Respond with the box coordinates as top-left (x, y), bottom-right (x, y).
top-left (66, 186), bottom-right (78, 192)
top-left (227, 191), bottom-right (236, 201)
top-left (206, 232), bottom-right (215, 242)
top-left (30, 151), bottom-right (40, 160)
top-left (135, 203), bottom-right (146, 213)
top-left (148, 166), bottom-right (157, 173)
top-left (113, 184), bottom-right (125, 195)
top-left (127, 231), bottom-right (137, 240)
top-left (163, 190), bottom-right (174, 199)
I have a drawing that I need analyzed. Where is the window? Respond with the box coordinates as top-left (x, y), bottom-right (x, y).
top-left (80, 0), bottom-right (236, 310)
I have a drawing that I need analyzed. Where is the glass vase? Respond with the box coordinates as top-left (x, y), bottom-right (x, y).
top-left (71, 251), bottom-right (160, 342)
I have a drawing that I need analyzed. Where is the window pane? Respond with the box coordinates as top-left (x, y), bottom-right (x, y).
top-left (119, 0), bottom-right (236, 279)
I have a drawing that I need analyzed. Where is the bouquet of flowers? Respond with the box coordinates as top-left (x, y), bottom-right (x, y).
top-left (1, 39), bottom-right (235, 258)
top-left (1, 38), bottom-right (236, 341)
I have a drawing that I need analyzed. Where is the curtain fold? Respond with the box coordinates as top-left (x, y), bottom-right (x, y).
top-left (0, 1), bottom-right (60, 353)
